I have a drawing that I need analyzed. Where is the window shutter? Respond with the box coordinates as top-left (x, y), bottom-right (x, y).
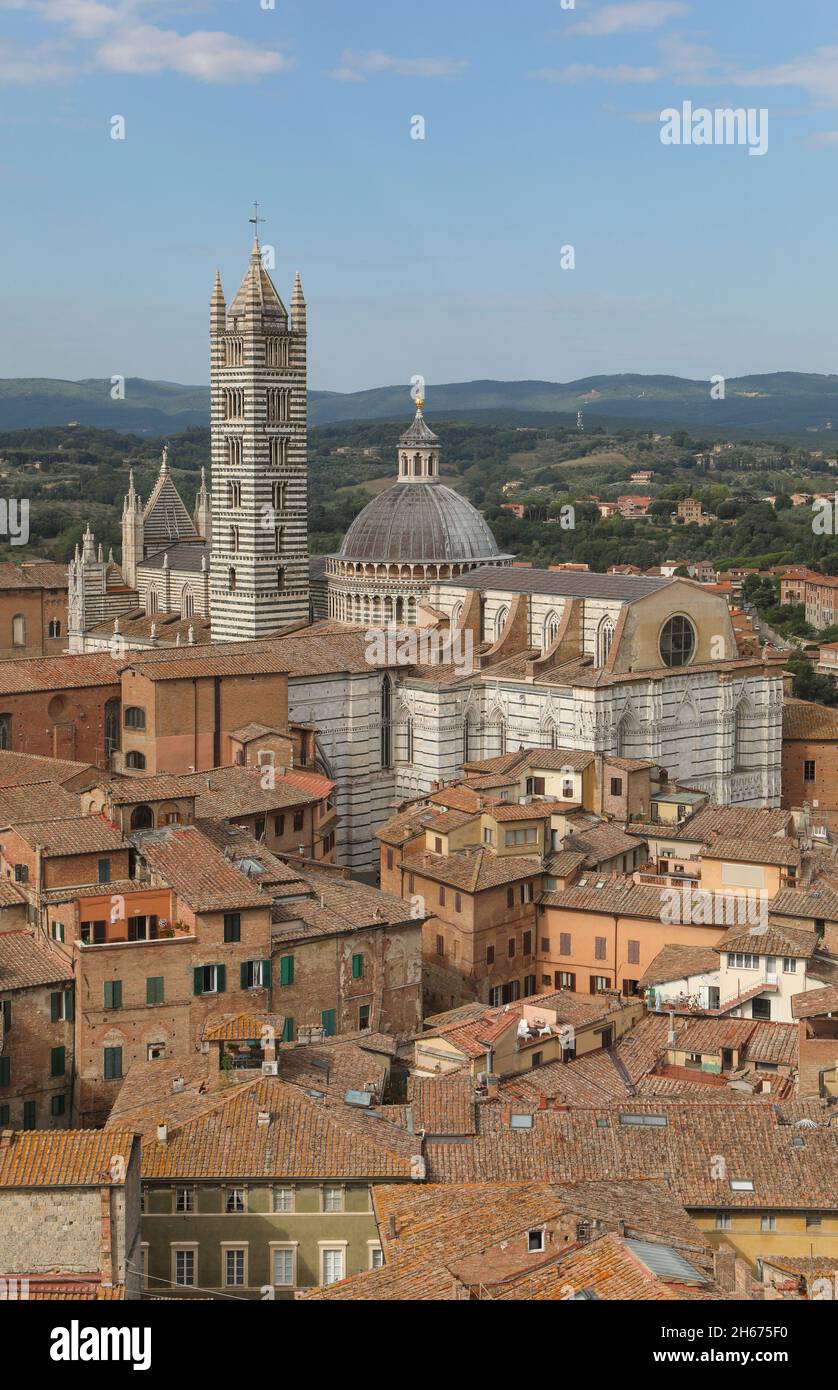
top-left (65, 989), bottom-right (74, 1022)
top-left (351, 954), bottom-right (363, 979)
top-left (280, 955), bottom-right (294, 986)
top-left (262, 960), bottom-right (272, 986)
top-left (216, 964), bottom-right (226, 993)
top-left (0, 1057), bottom-right (10, 1087)
top-left (50, 991), bottom-right (60, 1022)
top-left (240, 962), bottom-right (249, 989)
top-left (193, 967), bottom-right (203, 996)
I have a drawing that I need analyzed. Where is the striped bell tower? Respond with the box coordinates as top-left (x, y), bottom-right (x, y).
top-left (209, 219), bottom-right (309, 641)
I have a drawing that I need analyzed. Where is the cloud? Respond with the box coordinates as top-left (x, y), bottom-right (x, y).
top-left (0, 0), bottom-right (292, 83)
top-left (330, 48), bottom-right (468, 82)
top-left (808, 130), bottom-right (838, 148)
top-left (733, 46), bottom-right (838, 108)
top-left (567, 1), bottom-right (690, 38)
top-left (533, 63), bottom-right (662, 83)
top-left (97, 24), bottom-right (291, 81)
top-left (532, 34), bottom-right (717, 85)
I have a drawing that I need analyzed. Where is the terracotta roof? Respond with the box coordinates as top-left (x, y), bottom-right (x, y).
top-left (195, 820), bottom-right (307, 894)
top-left (783, 698), bottom-right (838, 741)
top-left (791, 984), bottom-right (838, 1018)
top-left (100, 774), bottom-right (201, 804)
top-left (123, 648), bottom-right (290, 682)
top-left (402, 847), bottom-right (542, 892)
top-left (0, 879), bottom-right (28, 909)
top-left (139, 1076), bottom-right (417, 1180)
top-left (715, 922), bottom-right (816, 959)
top-left (675, 804), bottom-right (792, 844)
top-left (542, 879), bottom-right (673, 920)
top-left (0, 930), bottom-right (72, 990)
top-left (407, 1076), bottom-right (477, 1136)
top-left (771, 883), bottom-right (838, 922)
top-left (6, 816), bottom-right (128, 857)
top-left (565, 823), bottom-right (646, 865)
top-left (0, 1275), bottom-right (125, 1300)
top-left (446, 567), bottom-right (672, 600)
top-left (422, 808), bottom-right (478, 833)
top-left (202, 1011), bottom-right (283, 1042)
top-left (493, 1230), bottom-right (720, 1301)
top-left (179, 765), bottom-right (333, 819)
top-left (487, 801), bottom-right (554, 823)
top-left (0, 561), bottom-right (69, 590)
top-left (0, 751), bottom-right (98, 788)
top-left (376, 804), bottom-right (442, 846)
top-left (639, 944), bottom-right (720, 988)
top-left (0, 1129), bottom-right (136, 1187)
top-left (0, 783), bottom-right (81, 826)
top-left (0, 653), bottom-right (120, 696)
top-left (272, 872), bottom-right (418, 941)
top-left (544, 850), bottom-right (587, 878)
top-left (137, 825), bottom-right (270, 911)
top-left (702, 838), bottom-right (801, 868)
top-left (426, 785), bottom-right (484, 814)
top-left (228, 723), bottom-right (286, 742)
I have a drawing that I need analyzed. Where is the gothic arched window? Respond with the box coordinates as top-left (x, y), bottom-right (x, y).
top-left (48, 618), bottom-right (61, 639)
top-left (380, 675), bottom-right (392, 770)
top-left (147, 589), bottom-right (158, 615)
top-left (182, 588), bottom-right (194, 620)
top-left (596, 616), bottom-right (615, 668)
top-left (494, 606), bottom-right (509, 642)
top-left (11, 614), bottom-right (25, 648)
top-left (734, 703), bottom-right (749, 770)
top-left (544, 612), bottom-right (561, 650)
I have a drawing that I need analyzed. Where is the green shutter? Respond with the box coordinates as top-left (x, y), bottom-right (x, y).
top-left (282, 1017), bottom-right (294, 1042)
top-left (0, 1057), bottom-right (10, 1087)
top-left (262, 960), bottom-right (271, 987)
top-left (240, 961), bottom-right (250, 989)
top-left (50, 992), bottom-right (60, 1023)
top-left (65, 989), bottom-right (74, 1023)
top-left (321, 1009), bottom-right (336, 1037)
top-left (50, 1046), bottom-right (65, 1078)
top-left (147, 977), bottom-right (163, 1005)
top-left (352, 953), bottom-right (363, 979)
top-left (216, 964), bottom-right (226, 993)
top-left (280, 955), bottom-right (294, 986)
top-left (193, 967), bottom-right (203, 996)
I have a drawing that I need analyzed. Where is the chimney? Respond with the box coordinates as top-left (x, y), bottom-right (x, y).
top-left (171, 1076), bottom-right (185, 1094)
top-left (0, 1129), bottom-right (13, 1153)
top-left (156, 1121), bottom-right (168, 1145)
top-left (99, 1186), bottom-right (114, 1289)
top-left (387, 1214), bottom-right (397, 1239)
top-left (713, 1244), bottom-right (736, 1291)
top-left (486, 1075), bottom-right (500, 1101)
top-left (257, 1110), bottom-right (271, 1127)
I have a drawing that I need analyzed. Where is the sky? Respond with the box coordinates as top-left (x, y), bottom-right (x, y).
top-left (2, 0), bottom-right (838, 393)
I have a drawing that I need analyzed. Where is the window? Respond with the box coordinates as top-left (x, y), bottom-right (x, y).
top-left (351, 953), bottom-right (364, 979)
top-left (193, 964), bottom-right (225, 995)
top-left (752, 997), bottom-right (771, 1020)
top-left (321, 1247), bottom-right (345, 1285)
top-left (97, 858), bottom-right (111, 885)
top-left (730, 1179), bottom-right (754, 1192)
top-left (804, 760), bottom-right (816, 781)
top-left (806, 1214), bottom-right (822, 1229)
top-left (147, 976), bottom-right (164, 1005)
top-left (525, 776), bottom-right (546, 796)
top-left (292, 810), bottom-right (304, 833)
top-left (0, 714), bottom-right (10, 750)
top-left (11, 614), bottom-right (26, 648)
top-left (555, 971), bottom-right (575, 990)
top-left (380, 675), bottom-right (392, 769)
top-left (282, 1017), bottom-right (294, 1042)
top-left (438, 882), bottom-right (445, 903)
top-left (782, 957), bottom-right (797, 974)
top-left (561, 779), bottom-right (574, 799)
top-left (1, 1000), bottom-right (10, 1032)
top-left (370, 1246), bottom-right (384, 1270)
top-left (619, 1113), bottom-right (667, 1128)
top-left (610, 777), bottom-right (623, 797)
top-left (228, 567), bottom-right (237, 593)
top-left (48, 618), bottom-right (61, 639)
top-left (507, 888), bottom-right (514, 909)
top-left (659, 614), bottom-right (696, 668)
top-left (595, 937), bottom-right (607, 961)
top-left (715, 1213), bottom-right (731, 1231)
top-left (0, 1106), bottom-right (8, 1124)
top-left (486, 945), bottom-right (495, 965)
top-left (175, 1188), bottom-right (194, 1213)
top-left (527, 1229), bottom-right (545, 1253)
top-left (174, 1249), bottom-right (196, 1287)
top-left (760, 1215), bottom-right (776, 1232)
top-left (126, 751), bottom-right (146, 770)
top-left (0, 1057), bottom-right (9, 1087)
top-left (223, 913), bottom-right (241, 943)
top-left (727, 953), bottom-right (758, 970)
top-left (50, 989), bottom-right (73, 1022)
top-left (51, 1094), bottom-right (65, 1117)
top-left (559, 932), bottom-right (571, 956)
top-left (274, 814), bottom-right (286, 837)
top-left (321, 1009), bottom-right (336, 1037)
top-left (596, 616), bottom-right (615, 667)
top-left (241, 960), bottom-right (271, 989)
top-left (22, 1100), bottom-right (36, 1129)
top-left (455, 892), bottom-right (462, 912)
top-left (124, 706), bottom-right (146, 729)
top-left (273, 1186), bottom-right (295, 1213)
top-left (13, 863), bottom-right (28, 883)
top-left (323, 1185), bottom-right (344, 1213)
top-left (224, 1248), bottom-right (246, 1287)
top-left (103, 979), bottom-right (121, 1010)
top-left (522, 930), bottom-right (532, 955)
top-left (50, 1046), bottom-right (65, 1078)
top-left (279, 955), bottom-right (294, 987)
top-left (359, 1004), bottom-right (371, 1030)
top-left (225, 1187), bottom-right (245, 1214)
top-left (521, 882), bottom-right (534, 903)
top-left (103, 1047), bottom-right (123, 1080)
top-left (273, 1247), bottom-right (295, 1287)
top-left (435, 934), bottom-right (445, 957)
top-left (627, 939), bottom-right (640, 965)
top-left (508, 937), bottom-right (516, 959)
top-left (524, 974), bottom-right (536, 996)
top-left (590, 975), bottom-right (610, 993)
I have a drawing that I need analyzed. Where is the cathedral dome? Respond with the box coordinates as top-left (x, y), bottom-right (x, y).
top-left (338, 480), bottom-right (503, 564)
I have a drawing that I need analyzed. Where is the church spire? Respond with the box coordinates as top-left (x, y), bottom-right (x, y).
top-left (291, 271), bottom-right (306, 333)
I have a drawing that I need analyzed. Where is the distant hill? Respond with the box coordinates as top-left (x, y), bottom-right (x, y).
top-left (3, 372), bottom-right (838, 438)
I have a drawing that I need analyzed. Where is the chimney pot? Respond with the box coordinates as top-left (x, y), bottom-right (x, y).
top-left (156, 1121), bottom-right (167, 1145)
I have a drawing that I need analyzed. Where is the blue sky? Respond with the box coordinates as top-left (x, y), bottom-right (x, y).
top-left (2, 0), bottom-right (838, 392)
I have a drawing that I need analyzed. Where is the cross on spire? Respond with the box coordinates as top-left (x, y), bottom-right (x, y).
top-left (249, 201), bottom-right (265, 246)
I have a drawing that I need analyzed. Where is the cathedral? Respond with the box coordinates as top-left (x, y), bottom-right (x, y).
top-left (67, 230), bottom-right (786, 870)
